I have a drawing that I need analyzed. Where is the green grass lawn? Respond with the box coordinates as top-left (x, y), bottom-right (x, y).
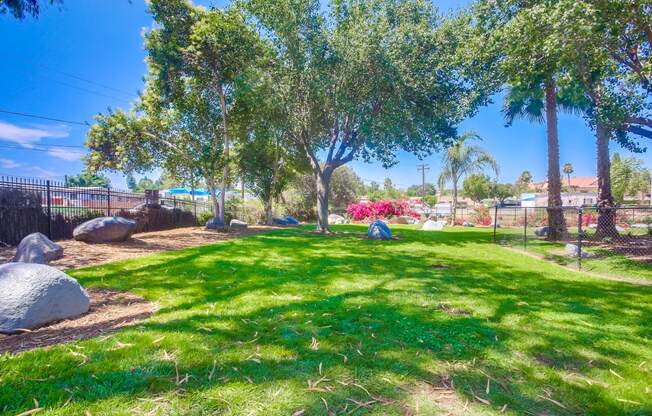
top-left (494, 227), bottom-right (652, 282)
top-left (1, 226), bottom-right (651, 415)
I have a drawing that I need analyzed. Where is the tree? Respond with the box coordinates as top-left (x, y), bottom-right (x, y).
top-left (438, 132), bottom-right (498, 224)
top-left (611, 154), bottom-right (652, 204)
top-left (462, 174), bottom-right (493, 204)
top-left (407, 183), bottom-right (436, 198)
top-left (1, 0), bottom-right (60, 19)
top-left (86, 1), bottom-right (262, 225)
top-left (66, 171), bottom-right (110, 188)
top-left (329, 166), bottom-right (365, 210)
top-left (491, 183), bottom-right (514, 205)
top-left (513, 170), bottom-right (533, 195)
top-left (563, 163), bottom-right (574, 189)
top-left (125, 173), bottom-right (137, 192)
top-left (382, 178), bottom-right (402, 200)
top-left (241, 0), bottom-right (493, 232)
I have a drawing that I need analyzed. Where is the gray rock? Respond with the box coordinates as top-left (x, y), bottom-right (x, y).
top-left (285, 216), bottom-right (300, 225)
top-left (328, 214), bottom-right (346, 225)
top-left (73, 216), bottom-right (137, 243)
top-left (490, 222), bottom-right (501, 228)
top-left (396, 215), bottom-right (417, 225)
top-left (616, 225), bottom-right (625, 233)
top-left (421, 220), bottom-right (445, 231)
top-left (272, 217), bottom-right (288, 225)
top-left (229, 219), bottom-right (248, 229)
top-left (0, 263), bottom-right (90, 333)
top-left (632, 223), bottom-right (652, 229)
top-left (206, 218), bottom-right (226, 230)
top-left (535, 226), bottom-right (549, 237)
top-left (462, 221), bottom-right (475, 227)
top-left (12, 232), bottom-right (63, 264)
top-left (368, 220), bottom-right (392, 240)
top-left (565, 243), bottom-right (594, 258)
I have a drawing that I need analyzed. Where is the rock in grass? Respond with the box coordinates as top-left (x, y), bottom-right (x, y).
top-left (12, 232), bottom-right (63, 264)
top-left (421, 220), bottom-right (445, 231)
top-left (229, 219), bottom-right (248, 229)
top-left (565, 243), bottom-right (594, 258)
top-left (0, 263), bottom-right (90, 333)
top-left (462, 221), bottom-right (475, 227)
top-left (329, 214), bottom-right (346, 224)
top-left (535, 226), bottom-right (548, 237)
top-left (73, 216), bottom-right (136, 243)
top-left (368, 220), bottom-right (392, 240)
top-left (396, 215), bottom-right (417, 225)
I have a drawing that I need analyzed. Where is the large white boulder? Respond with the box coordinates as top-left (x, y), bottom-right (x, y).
top-left (0, 263), bottom-right (90, 333)
top-left (73, 216), bottom-right (137, 243)
top-left (12, 232), bottom-right (63, 264)
top-left (328, 214), bottom-right (346, 225)
top-left (229, 219), bottom-right (248, 229)
top-left (421, 220), bottom-right (445, 231)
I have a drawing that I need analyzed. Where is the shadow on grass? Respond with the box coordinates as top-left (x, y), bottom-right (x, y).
top-left (1, 226), bottom-right (651, 415)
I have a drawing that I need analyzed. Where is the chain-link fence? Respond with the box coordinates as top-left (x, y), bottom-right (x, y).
top-left (490, 205), bottom-right (652, 270)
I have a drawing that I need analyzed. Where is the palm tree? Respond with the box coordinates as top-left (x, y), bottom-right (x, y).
top-left (503, 81), bottom-right (580, 240)
top-left (563, 163), bottom-right (574, 189)
top-left (438, 132), bottom-right (498, 225)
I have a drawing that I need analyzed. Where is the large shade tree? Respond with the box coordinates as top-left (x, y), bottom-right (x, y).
top-left (241, 0), bottom-right (492, 232)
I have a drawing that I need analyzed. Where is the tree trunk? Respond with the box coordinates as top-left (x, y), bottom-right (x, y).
top-left (595, 121), bottom-right (618, 237)
top-left (451, 182), bottom-right (458, 225)
top-left (544, 79), bottom-right (567, 241)
top-left (265, 198), bottom-right (273, 225)
top-left (316, 167), bottom-right (333, 233)
top-left (217, 83), bottom-right (229, 226)
top-left (207, 177), bottom-right (221, 221)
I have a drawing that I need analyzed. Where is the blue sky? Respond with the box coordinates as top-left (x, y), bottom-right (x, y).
top-left (1, 0), bottom-right (650, 190)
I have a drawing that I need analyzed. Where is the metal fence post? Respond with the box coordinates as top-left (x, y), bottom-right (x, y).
top-left (577, 208), bottom-right (583, 271)
top-left (493, 204), bottom-right (498, 243)
top-left (46, 180), bottom-right (52, 239)
top-left (524, 207), bottom-right (528, 250)
top-left (107, 187), bottom-right (111, 216)
top-left (173, 196), bottom-right (177, 209)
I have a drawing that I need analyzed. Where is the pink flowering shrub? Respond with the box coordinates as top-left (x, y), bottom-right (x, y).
top-left (346, 200), bottom-right (420, 221)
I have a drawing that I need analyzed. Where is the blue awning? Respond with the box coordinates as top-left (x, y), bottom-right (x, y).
top-left (166, 188), bottom-right (211, 196)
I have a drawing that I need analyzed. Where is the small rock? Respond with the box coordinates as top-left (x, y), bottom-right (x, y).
top-left (73, 216), bottom-right (137, 243)
top-left (632, 223), bottom-right (651, 229)
top-left (421, 220), bottom-right (445, 231)
top-left (534, 226), bottom-right (548, 237)
top-left (328, 214), bottom-right (346, 225)
top-left (565, 243), bottom-right (594, 258)
top-left (206, 218), bottom-right (226, 230)
top-left (0, 263), bottom-right (90, 333)
top-left (285, 216), bottom-right (300, 225)
top-left (368, 220), bottom-right (392, 240)
top-left (272, 217), bottom-right (289, 226)
top-left (396, 215), bottom-right (417, 225)
top-left (462, 221), bottom-right (475, 227)
top-left (12, 232), bottom-right (63, 264)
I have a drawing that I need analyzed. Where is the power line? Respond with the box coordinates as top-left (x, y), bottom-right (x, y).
top-left (41, 76), bottom-right (133, 104)
top-left (39, 65), bottom-right (136, 97)
top-left (0, 109), bottom-right (89, 126)
top-left (0, 144), bottom-right (87, 155)
top-left (417, 164), bottom-right (430, 197)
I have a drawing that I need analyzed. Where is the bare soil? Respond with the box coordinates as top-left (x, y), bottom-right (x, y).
top-left (0, 226), bottom-right (276, 270)
top-left (0, 288), bottom-right (158, 354)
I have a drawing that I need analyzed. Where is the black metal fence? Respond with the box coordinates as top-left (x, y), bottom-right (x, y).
top-left (0, 175), bottom-right (214, 246)
top-left (490, 205), bottom-right (652, 270)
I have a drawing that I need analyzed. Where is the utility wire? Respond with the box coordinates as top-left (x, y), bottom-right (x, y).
top-left (41, 76), bottom-right (132, 104)
top-left (40, 65), bottom-right (135, 97)
top-left (0, 109), bottom-right (89, 126)
top-left (0, 144), bottom-right (87, 154)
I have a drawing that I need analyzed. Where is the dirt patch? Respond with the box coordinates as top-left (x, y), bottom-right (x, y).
top-left (438, 303), bottom-right (472, 316)
top-left (404, 374), bottom-right (470, 416)
top-left (0, 288), bottom-right (158, 354)
top-left (0, 226), bottom-right (276, 270)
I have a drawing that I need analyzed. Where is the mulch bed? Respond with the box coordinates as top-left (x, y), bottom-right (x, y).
top-left (0, 288), bottom-right (158, 354)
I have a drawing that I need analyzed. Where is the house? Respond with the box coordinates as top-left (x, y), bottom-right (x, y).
top-left (530, 176), bottom-right (598, 193)
top-left (521, 192), bottom-right (598, 207)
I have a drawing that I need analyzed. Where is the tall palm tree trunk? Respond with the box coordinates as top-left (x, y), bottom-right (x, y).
top-left (595, 121), bottom-right (617, 237)
top-left (544, 79), bottom-right (567, 240)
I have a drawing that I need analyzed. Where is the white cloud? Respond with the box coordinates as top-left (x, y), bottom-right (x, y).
top-left (0, 158), bottom-right (22, 169)
top-left (47, 147), bottom-right (85, 161)
top-left (0, 121), bottom-right (69, 147)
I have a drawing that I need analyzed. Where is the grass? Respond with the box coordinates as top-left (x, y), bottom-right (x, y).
top-left (1, 225), bottom-right (651, 415)
top-left (494, 227), bottom-right (652, 281)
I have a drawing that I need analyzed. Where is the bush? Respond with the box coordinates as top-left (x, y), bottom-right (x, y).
top-left (346, 200), bottom-right (419, 221)
top-left (470, 206), bottom-right (492, 226)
